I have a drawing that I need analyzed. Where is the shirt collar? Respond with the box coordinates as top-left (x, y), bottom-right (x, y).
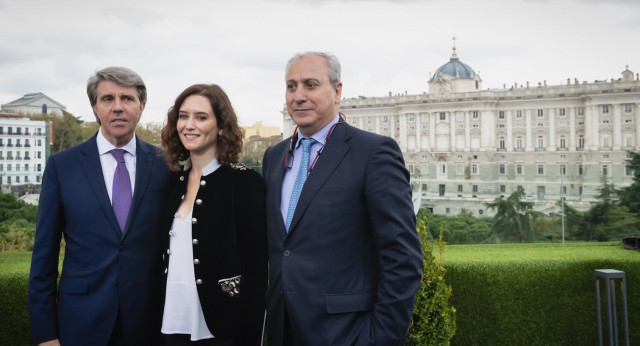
top-left (97, 129), bottom-right (137, 156)
top-left (295, 114), bottom-right (340, 149)
top-left (183, 157), bottom-right (221, 176)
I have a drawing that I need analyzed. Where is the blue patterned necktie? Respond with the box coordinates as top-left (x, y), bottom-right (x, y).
top-left (110, 149), bottom-right (132, 232)
top-left (285, 138), bottom-right (316, 232)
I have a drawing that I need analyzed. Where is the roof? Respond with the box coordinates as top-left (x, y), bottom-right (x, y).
top-left (1, 92), bottom-right (66, 110)
top-left (430, 48), bottom-right (478, 81)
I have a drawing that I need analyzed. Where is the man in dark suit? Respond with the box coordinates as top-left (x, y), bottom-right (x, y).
top-left (262, 52), bottom-right (423, 345)
top-left (28, 67), bottom-right (171, 346)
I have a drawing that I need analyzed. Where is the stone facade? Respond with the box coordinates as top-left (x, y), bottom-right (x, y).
top-left (281, 50), bottom-right (640, 216)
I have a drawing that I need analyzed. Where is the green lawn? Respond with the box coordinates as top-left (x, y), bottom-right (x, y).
top-left (443, 241), bottom-right (637, 262)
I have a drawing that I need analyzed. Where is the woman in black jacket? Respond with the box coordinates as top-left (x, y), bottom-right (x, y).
top-left (159, 84), bottom-right (267, 346)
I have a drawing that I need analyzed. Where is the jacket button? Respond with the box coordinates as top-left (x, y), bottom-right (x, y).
top-left (192, 239), bottom-right (199, 245)
top-left (181, 194), bottom-right (185, 200)
top-left (166, 249), bottom-right (171, 255)
top-left (179, 176), bottom-right (185, 181)
top-left (200, 180), bottom-right (206, 186)
top-left (192, 218), bottom-right (198, 224)
top-left (194, 259), bottom-right (200, 265)
top-left (284, 250), bottom-right (290, 256)
top-left (164, 268), bottom-right (168, 274)
top-left (195, 199), bottom-right (203, 205)
top-left (196, 279), bottom-right (203, 285)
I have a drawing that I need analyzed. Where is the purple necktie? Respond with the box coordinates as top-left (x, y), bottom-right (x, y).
top-left (110, 149), bottom-right (132, 232)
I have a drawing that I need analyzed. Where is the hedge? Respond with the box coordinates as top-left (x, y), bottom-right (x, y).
top-left (2, 244), bottom-right (638, 345)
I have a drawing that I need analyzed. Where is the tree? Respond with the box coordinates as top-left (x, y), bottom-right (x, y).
top-left (618, 151), bottom-right (640, 214)
top-left (485, 188), bottom-right (543, 242)
top-left (135, 122), bottom-right (163, 147)
top-left (584, 176), bottom-right (639, 241)
top-left (29, 111), bottom-right (86, 154)
top-left (240, 135), bottom-right (282, 174)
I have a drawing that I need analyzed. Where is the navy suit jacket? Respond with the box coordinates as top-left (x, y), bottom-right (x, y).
top-left (262, 122), bottom-right (423, 346)
top-left (28, 135), bottom-right (171, 345)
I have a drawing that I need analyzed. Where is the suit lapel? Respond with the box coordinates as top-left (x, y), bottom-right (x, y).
top-left (79, 136), bottom-right (123, 238)
top-left (288, 123), bottom-right (352, 233)
top-left (124, 138), bottom-right (152, 237)
top-left (270, 142), bottom-right (290, 237)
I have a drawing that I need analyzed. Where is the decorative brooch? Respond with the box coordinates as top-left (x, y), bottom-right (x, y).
top-left (218, 275), bottom-right (241, 298)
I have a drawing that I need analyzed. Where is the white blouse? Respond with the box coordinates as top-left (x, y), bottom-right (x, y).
top-left (161, 210), bottom-right (214, 341)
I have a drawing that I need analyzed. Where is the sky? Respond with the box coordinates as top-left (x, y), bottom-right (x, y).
top-left (1, 0), bottom-right (639, 130)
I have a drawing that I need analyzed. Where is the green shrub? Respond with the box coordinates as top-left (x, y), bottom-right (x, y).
top-left (0, 272), bottom-right (30, 346)
top-left (407, 219), bottom-right (457, 345)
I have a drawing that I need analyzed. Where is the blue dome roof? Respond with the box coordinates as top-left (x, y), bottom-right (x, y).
top-left (430, 52), bottom-right (477, 81)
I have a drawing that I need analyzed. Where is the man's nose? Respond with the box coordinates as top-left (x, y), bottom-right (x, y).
top-left (293, 88), bottom-right (307, 103)
top-left (113, 98), bottom-right (124, 112)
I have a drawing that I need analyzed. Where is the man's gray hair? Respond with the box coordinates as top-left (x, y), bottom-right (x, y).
top-left (286, 52), bottom-right (341, 86)
top-left (87, 66), bottom-right (147, 123)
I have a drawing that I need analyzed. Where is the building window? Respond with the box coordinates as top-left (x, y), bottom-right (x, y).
top-left (602, 165), bottom-right (608, 176)
top-left (578, 107), bottom-right (585, 115)
top-left (472, 164), bottom-right (478, 175)
top-left (516, 110), bottom-right (522, 118)
top-left (626, 166), bottom-right (634, 176)
top-left (472, 111), bottom-right (479, 119)
top-left (421, 184), bottom-right (428, 191)
top-left (602, 105), bottom-right (609, 114)
top-left (367, 117), bottom-right (372, 124)
top-left (602, 136), bottom-right (610, 148)
top-left (499, 111), bottom-right (505, 119)
top-left (559, 137), bottom-right (566, 149)
top-left (16, 176), bottom-right (20, 183)
top-left (537, 109), bottom-right (544, 117)
top-left (578, 136), bottom-right (585, 149)
top-left (561, 186), bottom-right (567, 194)
top-left (446, 208), bottom-right (450, 214)
top-left (8, 127), bottom-right (13, 135)
top-left (382, 116), bottom-right (388, 123)
top-left (499, 164), bottom-right (506, 175)
top-left (625, 136), bottom-right (634, 148)
top-left (516, 137), bottom-right (523, 149)
top-left (500, 185), bottom-right (506, 193)
top-left (440, 112), bottom-right (446, 120)
top-left (441, 163), bottom-right (446, 174)
top-left (472, 185), bottom-right (478, 193)
top-left (478, 209), bottom-right (484, 215)
top-left (578, 164), bottom-right (583, 176)
top-left (37, 164), bottom-right (42, 172)
top-left (408, 114), bottom-right (415, 122)
top-left (537, 165), bottom-right (544, 175)
top-left (458, 184), bottom-right (463, 192)
top-left (624, 104), bottom-right (632, 113)
top-left (559, 165), bottom-right (566, 175)
top-left (537, 136), bottom-right (545, 149)
top-left (37, 175), bottom-right (41, 183)
top-left (559, 108), bottom-right (566, 116)
top-left (499, 137), bottom-right (506, 150)
top-left (37, 152), bottom-right (42, 159)
top-left (516, 164), bottom-right (523, 175)
top-left (0, 126), bottom-right (3, 134)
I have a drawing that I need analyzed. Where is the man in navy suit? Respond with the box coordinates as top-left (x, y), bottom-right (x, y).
top-left (28, 67), bottom-right (171, 346)
top-left (262, 52), bottom-right (423, 345)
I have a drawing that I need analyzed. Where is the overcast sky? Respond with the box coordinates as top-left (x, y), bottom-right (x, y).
top-left (1, 0), bottom-right (639, 130)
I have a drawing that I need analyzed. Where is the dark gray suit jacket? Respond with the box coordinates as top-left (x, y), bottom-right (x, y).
top-left (262, 122), bottom-right (422, 345)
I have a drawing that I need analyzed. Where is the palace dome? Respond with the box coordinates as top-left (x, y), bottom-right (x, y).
top-left (430, 48), bottom-right (477, 81)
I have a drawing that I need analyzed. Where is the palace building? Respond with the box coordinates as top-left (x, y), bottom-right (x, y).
top-left (281, 47), bottom-right (640, 216)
